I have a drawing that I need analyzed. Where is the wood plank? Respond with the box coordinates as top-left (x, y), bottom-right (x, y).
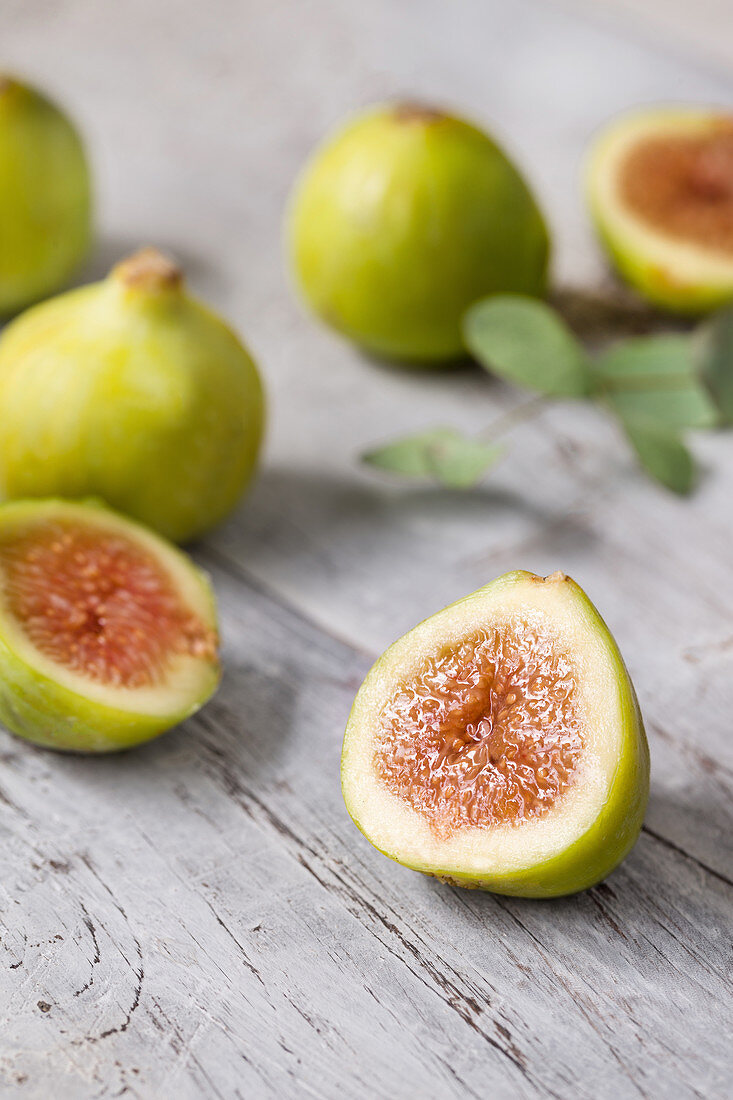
top-left (1, 0), bottom-right (732, 1095)
top-left (1, 557), bottom-right (731, 1097)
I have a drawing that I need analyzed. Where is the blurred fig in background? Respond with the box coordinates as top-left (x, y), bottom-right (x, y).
top-left (0, 76), bottom-right (92, 315)
top-left (0, 248), bottom-right (265, 543)
top-left (288, 102), bottom-right (550, 365)
top-left (586, 106), bottom-right (733, 314)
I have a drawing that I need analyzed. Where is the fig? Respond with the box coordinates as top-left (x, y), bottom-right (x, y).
top-left (586, 107), bottom-right (733, 313)
top-left (0, 248), bottom-right (265, 543)
top-left (0, 498), bottom-right (220, 753)
top-left (288, 102), bottom-right (550, 363)
top-left (341, 571), bottom-right (649, 897)
top-left (0, 76), bottom-right (92, 315)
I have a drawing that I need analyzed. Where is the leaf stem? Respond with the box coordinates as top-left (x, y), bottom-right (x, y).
top-left (597, 373), bottom-right (698, 393)
top-left (479, 394), bottom-right (549, 441)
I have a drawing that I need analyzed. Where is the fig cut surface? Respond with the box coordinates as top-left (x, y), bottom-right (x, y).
top-left (620, 128), bottom-right (733, 257)
top-left (342, 571), bottom-right (649, 897)
top-left (587, 107), bottom-right (733, 313)
top-left (0, 499), bottom-right (220, 753)
top-left (0, 518), bottom-right (216, 689)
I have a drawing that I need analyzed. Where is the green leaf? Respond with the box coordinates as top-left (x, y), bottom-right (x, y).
top-left (463, 296), bottom-right (594, 397)
top-left (620, 417), bottom-right (696, 494)
top-left (596, 334), bottom-right (718, 430)
top-left (362, 428), bottom-right (503, 489)
top-left (695, 308), bottom-right (733, 425)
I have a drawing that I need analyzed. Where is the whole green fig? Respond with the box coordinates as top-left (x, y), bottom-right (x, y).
top-left (0, 249), bottom-right (265, 543)
top-left (288, 102), bottom-right (550, 364)
top-left (0, 76), bottom-right (92, 315)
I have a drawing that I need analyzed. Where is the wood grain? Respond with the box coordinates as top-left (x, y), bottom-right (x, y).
top-left (1, 0), bottom-right (732, 1096)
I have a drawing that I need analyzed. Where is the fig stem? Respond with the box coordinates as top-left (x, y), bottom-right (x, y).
top-left (112, 247), bottom-right (183, 293)
top-left (598, 372), bottom-right (694, 393)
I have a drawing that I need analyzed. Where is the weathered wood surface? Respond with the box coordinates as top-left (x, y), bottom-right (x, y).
top-left (1, 1), bottom-right (732, 1097)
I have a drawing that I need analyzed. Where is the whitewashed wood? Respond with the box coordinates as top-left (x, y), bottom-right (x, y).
top-left (565, 0), bottom-right (733, 72)
top-left (1, 1), bottom-right (732, 1097)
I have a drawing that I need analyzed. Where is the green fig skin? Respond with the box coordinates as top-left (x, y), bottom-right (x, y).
top-left (0, 499), bottom-right (220, 754)
top-left (0, 250), bottom-right (265, 543)
top-left (0, 632), bottom-right (213, 754)
top-left (288, 103), bottom-right (550, 364)
top-left (0, 77), bottom-right (92, 316)
top-left (342, 571), bottom-right (650, 898)
top-left (592, 219), bottom-right (733, 316)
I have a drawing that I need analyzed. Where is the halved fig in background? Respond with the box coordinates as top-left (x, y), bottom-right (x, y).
top-left (342, 571), bottom-right (649, 898)
top-left (587, 107), bottom-right (733, 313)
top-left (0, 499), bottom-right (220, 753)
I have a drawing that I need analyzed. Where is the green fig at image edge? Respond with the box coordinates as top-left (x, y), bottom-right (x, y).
top-left (0, 76), bottom-right (92, 315)
top-left (288, 101), bottom-right (550, 364)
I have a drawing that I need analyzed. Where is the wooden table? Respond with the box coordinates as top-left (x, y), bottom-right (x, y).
top-left (1, 1), bottom-right (731, 1096)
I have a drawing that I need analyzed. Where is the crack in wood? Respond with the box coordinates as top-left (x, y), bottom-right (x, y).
top-left (75, 855), bottom-right (145, 1044)
top-left (491, 899), bottom-right (650, 1100)
top-left (197, 895), bottom-right (266, 990)
top-left (588, 888), bottom-right (628, 940)
top-left (72, 901), bottom-right (101, 997)
top-left (194, 736), bottom-right (549, 1091)
top-left (641, 826), bottom-right (733, 890)
top-left (197, 545), bottom-right (733, 895)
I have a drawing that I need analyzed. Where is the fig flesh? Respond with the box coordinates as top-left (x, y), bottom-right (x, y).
top-left (0, 249), bottom-right (264, 543)
top-left (341, 571), bottom-right (649, 897)
top-left (288, 102), bottom-right (550, 363)
top-left (0, 77), bottom-right (92, 315)
top-left (0, 499), bottom-right (220, 753)
top-left (587, 107), bottom-right (733, 313)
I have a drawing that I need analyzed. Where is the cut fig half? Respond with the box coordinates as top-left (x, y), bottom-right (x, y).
top-left (587, 107), bottom-right (733, 313)
top-left (342, 571), bottom-right (649, 897)
top-left (0, 499), bottom-right (220, 752)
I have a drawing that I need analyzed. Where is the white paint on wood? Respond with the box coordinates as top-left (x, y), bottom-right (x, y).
top-left (0, 1), bottom-right (732, 1096)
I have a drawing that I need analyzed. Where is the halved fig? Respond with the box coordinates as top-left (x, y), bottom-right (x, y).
top-left (0, 499), bottom-right (220, 753)
top-left (342, 571), bottom-right (649, 897)
top-left (587, 107), bottom-right (733, 313)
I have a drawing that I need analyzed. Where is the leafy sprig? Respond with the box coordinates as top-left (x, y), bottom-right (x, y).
top-left (362, 296), bottom-right (733, 495)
